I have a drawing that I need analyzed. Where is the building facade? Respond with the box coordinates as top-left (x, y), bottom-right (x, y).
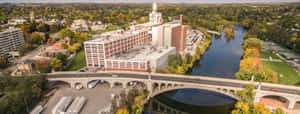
top-left (84, 29), bottom-right (151, 71)
top-left (84, 2), bottom-right (190, 72)
top-left (152, 21), bottom-right (189, 53)
top-left (0, 28), bottom-right (25, 57)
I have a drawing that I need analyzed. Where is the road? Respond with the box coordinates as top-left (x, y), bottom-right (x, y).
top-left (47, 72), bottom-right (300, 95)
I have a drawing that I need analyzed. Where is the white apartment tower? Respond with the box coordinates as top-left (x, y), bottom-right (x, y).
top-left (149, 2), bottom-right (163, 25)
top-left (0, 28), bottom-right (25, 57)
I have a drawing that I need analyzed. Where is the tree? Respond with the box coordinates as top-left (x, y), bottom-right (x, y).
top-left (275, 108), bottom-right (284, 114)
top-left (31, 33), bottom-right (46, 44)
top-left (224, 26), bottom-right (235, 38)
top-left (0, 56), bottom-right (9, 69)
top-left (51, 58), bottom-right (62, 71)
top-left (243, 48), bottom-right (260, 59)
top-left (36, 23), bottom-right (49, 32)
top-left (243, 38), bottom-right (263, 50)
top-left (237, 84), bottom-right (256, 103)
top-left (116, 108), bottom-right (129, 114)
top-left (59, 29), bottom-right (74, 39)
top-left (56, 53), bottom-right (67, 64)
top-left (68, 46), bottom-right (77, 53)
top-left (239, 58), bottom-right (259, 72)
top-left (231, 101), bottom-right (250, 114)
top-left (61, 43), bottom-right (68, 49)
top-left (18, 46), bottom-right (26, 56)
top-left (32, 33), bottom-right (43, 44)
top-left (35, 59), bottom-right (51, 73)
top-left (73, 43), bottom-right (82, 51)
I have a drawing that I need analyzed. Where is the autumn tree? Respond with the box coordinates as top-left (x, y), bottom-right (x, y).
top-left (32, 33), bottom-right (46, 44)
top-left (243, 48), bottom-right (260, 59)
top-left (51, 58), bottom-right (62, 71)
top-left (239, 58), bottom-right (259, 72)
top-left (243, 38), bottom-right (263, 50)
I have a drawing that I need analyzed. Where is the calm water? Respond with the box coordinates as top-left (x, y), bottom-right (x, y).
top-left (144, 26), bottom-right (247, 114)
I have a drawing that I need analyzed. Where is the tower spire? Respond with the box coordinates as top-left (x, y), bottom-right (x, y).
top-left (152, 2), bottom-right (157, 12)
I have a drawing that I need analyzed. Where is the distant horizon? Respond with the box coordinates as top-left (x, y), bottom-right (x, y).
top-left (1, 0), bottom-right (300, 4)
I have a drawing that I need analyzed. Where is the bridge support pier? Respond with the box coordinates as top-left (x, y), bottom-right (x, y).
top-left (146, 80), bottom-right (153, 100)
top-left (288, 100), bottom-right (296, 109)
top-left (110, 81), bottom-right (115, 88)
top-left (122, 82), bottom-right (127, 89)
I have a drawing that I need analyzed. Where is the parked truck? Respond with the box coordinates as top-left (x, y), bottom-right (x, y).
top-left (88, 80), bottom-right (99, 88)
top-left (52, 96), bottom-right (73, 114)
top-left (68, 96), bottom-right (87, 114)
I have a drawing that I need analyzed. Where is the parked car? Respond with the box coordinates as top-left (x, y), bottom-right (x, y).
top-left (270, 88), bottom-right (279, 91)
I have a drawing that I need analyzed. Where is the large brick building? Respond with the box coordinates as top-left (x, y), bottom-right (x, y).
top-left (84, 29), bottom-right (151, 69)
top-left (84, 2), bottom-right (189, 72)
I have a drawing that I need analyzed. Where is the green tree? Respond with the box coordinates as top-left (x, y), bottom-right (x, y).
top-left (275, 108), bottom-right (284, 114)
top-left (36, 23), bottom-right (49, 32)
top-left (32, 33), bottom-right (43, 44)
top-left (56, 53), bottom-right (67, 64)
top-left (51, 58), bottom-right (62, 71)
top-left (59, 29), bottom-right (74, 39)
top-left (61, 43), bottom-right (68, 49)
top-left (0, 56), bottom-right (9, 69)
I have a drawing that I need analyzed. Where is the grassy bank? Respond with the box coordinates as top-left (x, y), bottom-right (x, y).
top-left (64, 49), bottom-right (86, 71)
top-left (259, 51), bottom-right (280, 59)
top-left (262, 61), bottom-right (300, 85)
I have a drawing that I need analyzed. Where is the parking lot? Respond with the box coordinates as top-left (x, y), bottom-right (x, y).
top-left (42, 84), bottom-right (124, 114)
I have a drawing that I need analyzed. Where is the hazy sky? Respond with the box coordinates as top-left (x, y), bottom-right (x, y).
top-left (1, 0), bottom-right (300, 4)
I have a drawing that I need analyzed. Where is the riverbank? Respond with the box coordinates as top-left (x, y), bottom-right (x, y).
top-left (159, 28), bottom-right (212, 75)
top-left (237, 37), bottom-right (300, 85)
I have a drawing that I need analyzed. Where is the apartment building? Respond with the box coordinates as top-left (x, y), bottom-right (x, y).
top-left (0, 28), bottom-right (25, 57)
top-left (84, 29), bottom-right (151, 70)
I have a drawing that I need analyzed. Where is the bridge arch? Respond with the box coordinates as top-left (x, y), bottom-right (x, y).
top-left (150, 86), bottom-right (240, 100)
top-left (49, 80), bottom-right (71, 88)
top-left (126, 80), bottom-right (146, 88)
top-left (259, 95), bottom-right (290, 109)
top-left (87, 79), bottom-right (111, 88)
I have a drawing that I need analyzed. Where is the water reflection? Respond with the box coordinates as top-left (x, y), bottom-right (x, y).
top-left (144, 89), bottom-right (237, 114)
top-left (143, 26), bottom-right (247, 114)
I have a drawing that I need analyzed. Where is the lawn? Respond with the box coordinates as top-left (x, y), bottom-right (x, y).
top-left (262, 61), bottom-right (300, 85)
top-left (260, 51), bottom-right (280, 59)
top-left (64, 49), bottom-right (86, 71)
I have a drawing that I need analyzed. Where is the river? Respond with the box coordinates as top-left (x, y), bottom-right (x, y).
top-left (143, 26), bottom-right (247, 114)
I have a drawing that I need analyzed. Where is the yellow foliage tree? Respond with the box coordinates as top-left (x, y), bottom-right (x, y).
top-left (116, 108), bottom-right (129, 114)
top-left (176, 66), bottom-right (185, 74)
top-left (244, 48), bottom-right (260, 58)
top-left (239, 58), bottom-right (259, 72)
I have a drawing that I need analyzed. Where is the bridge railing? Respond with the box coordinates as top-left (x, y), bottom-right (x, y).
top-left (47, 71), bottom-right (300, 91)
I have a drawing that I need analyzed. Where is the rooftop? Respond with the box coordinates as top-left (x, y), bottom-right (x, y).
top-left (0, 27), bottom-right (21, 33)
top-left (107, 45), bottom-right (175, 62)
top-left (85, 28), bottom-right (149, 44)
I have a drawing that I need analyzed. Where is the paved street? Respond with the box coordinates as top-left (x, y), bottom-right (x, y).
top-left (47, 72), bottom-right (300, 95)
top-left (42, 84), bottom-right (124, 114)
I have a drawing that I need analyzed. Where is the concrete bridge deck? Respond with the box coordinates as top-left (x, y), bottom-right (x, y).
top-left (47, 71), bottom-right (300, 109)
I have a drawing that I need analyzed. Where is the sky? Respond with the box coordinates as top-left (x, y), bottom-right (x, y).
top-left (1, 0), bottom-right (300, 4)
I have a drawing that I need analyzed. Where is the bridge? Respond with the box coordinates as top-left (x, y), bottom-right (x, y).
top-left (207, 30), bottom-right (221, 35)
top-left (47, 71), bottom-right (300, 109)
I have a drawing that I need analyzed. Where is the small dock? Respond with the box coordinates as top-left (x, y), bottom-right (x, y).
top-left (207, 30), bottom-right (221, 35)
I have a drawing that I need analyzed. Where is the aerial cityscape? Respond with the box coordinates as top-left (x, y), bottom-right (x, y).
top-left (0, 0), bottom-right (300, 114)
